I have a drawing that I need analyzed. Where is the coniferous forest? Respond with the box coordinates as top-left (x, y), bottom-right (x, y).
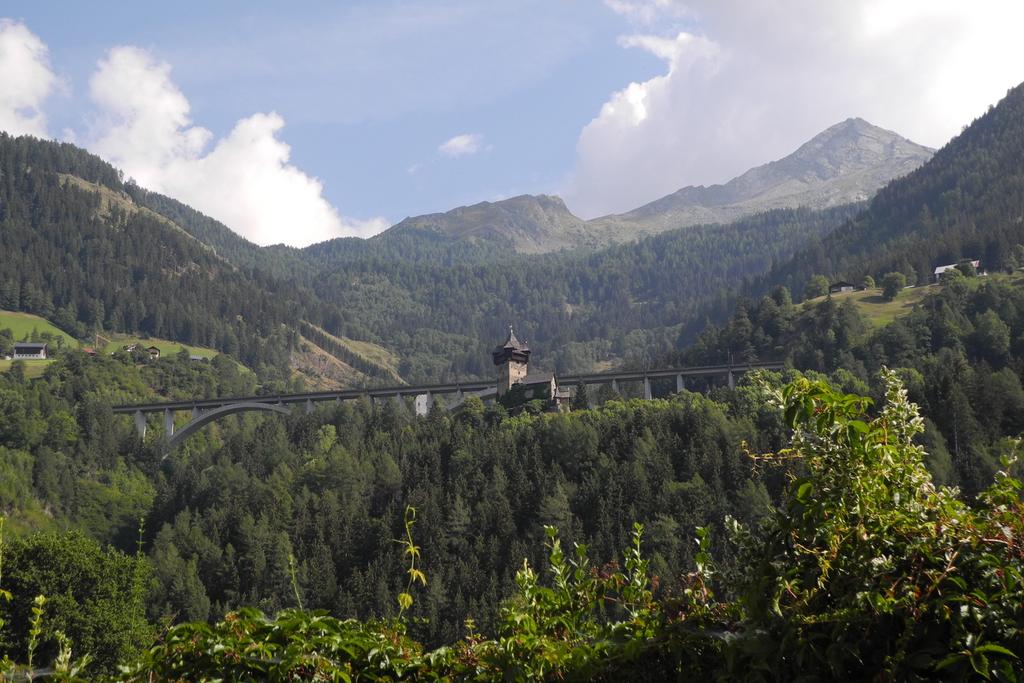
top-left (1, 51), bottom-right (1024, 683)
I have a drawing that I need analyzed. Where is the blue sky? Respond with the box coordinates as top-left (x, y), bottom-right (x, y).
top-left (2, 2), bottom-right (659, 231)
top-left (2, 2), bottom-right (1024, 245)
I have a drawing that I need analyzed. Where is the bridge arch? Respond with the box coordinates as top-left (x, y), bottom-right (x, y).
top-left (164, 402), bottom-right (291, 456)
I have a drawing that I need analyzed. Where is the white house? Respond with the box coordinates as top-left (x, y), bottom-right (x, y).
top-left (934, 260), bottom-right (980, 282)
top-left (13, 342), bottom-right (48, 360)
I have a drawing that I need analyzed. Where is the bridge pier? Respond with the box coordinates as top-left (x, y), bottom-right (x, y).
top-left (191, 406), bottom-right (202, 420)
top-left (414, 392), bottom-right (433, 416)
top-left (728, 370), bottom-right (735, 390)
top-left (164, 409), bottom-right (174, 437)
top-left (305, 399), bottom-right (314, 415)
top-left (676, 374), bottom-right (684, 393)
top-left (643, 377), bottom-right (652, 400)
top-left (611, 378), bottom-right (619, 394)
top-left (134, 410), bottom-right (147, 439)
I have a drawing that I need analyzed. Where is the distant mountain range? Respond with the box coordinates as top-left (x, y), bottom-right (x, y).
top-left (7, 81), bottom-right (1024, 386)
top-left (384, 118), bottom-right (934, 253)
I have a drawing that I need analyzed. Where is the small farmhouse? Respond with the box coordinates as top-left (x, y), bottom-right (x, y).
top-left (13, 342), bottom-right (48, 360)
top-left (934, 260), bottom-right (980, 282)
top-left (829, 281), bottom-right (856, 294)
top-left (147, 346), bottom-right (161, 360)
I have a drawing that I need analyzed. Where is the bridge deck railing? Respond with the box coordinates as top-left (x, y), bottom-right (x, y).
top-left (112, 361), bottom-right (785, 414)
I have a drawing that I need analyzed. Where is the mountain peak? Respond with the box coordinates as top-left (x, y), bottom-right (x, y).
top-left (384, 193), bottom-right (593, 254)
top-left (786, 117), bottom-right (935, 174)
top-left (589, 118), bottom-right (934, 237)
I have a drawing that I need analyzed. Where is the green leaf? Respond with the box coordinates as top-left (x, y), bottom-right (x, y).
top-left (934, 653), bottom-right (964, 671)
top-left (974, 643), bottom-right (1018, 658)
top-left (969, 651), bottom-right (990, 678)
top-left (848, 420), bottom-right (869, 433)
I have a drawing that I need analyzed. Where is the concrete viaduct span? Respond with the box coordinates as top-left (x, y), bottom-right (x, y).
top-left (112, 361), bottom-right (784, 452)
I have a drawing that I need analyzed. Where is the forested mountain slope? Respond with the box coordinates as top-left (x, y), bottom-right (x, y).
top-left (301, 205), bottom-right (860, 380)
top-left (761, 83), bottom-right (1024, 298)
top-left (5, 80), bottom-right (1019, 386)
top-left (673, 272), bottom-right (1024, 493)
top-left (3, 95), bottom-right (1024, 679)
top-left (1, 132), bottom-right (864, 383)
top-left (0, 134), bottom-right (313, 376)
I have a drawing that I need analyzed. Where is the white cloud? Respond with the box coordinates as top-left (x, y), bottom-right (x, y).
top-left (567, 0), bottom-right (1024, 218)
top-left (87, 46), bottom-right (386, 246)
top-left (438, 132), bottom-right (484, 157)
top-left (0, 20), bottom-right (57, 137)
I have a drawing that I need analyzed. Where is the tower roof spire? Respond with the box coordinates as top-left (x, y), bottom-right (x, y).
top-left (493, 324), bottom-right (530, 364)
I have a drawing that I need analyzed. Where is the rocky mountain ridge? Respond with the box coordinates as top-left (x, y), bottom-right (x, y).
top-left (382, 118), bottom-right (934, 253)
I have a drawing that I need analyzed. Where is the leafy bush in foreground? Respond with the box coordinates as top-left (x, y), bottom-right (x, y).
top-left (731, 370), bottom-right (1024, 680)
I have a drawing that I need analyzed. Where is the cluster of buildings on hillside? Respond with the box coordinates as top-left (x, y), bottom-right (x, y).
top-left (4, 341), bottom-right (163, 362)
top-left (4, 341), bottom-right (207, 363)
top-left (826, 259), bottom-right (985, 296)
top-left (115, 343), bottom-right (163, 360)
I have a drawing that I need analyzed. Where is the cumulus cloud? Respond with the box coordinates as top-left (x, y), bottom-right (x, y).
top-left (0, 20), bottom-right (57, 137)
top-left (566, 0), bottom-right (1024, 218)
top-left (88, 46), bottom-right (386, 246)
top-left (438, 132), bottom-right (484, 157)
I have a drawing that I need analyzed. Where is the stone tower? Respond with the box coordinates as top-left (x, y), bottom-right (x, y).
top-left (492, 325), bottom-right (530, 396)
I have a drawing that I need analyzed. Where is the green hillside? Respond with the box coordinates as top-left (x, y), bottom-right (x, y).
top-left (98, 337), bottom-right (219, 360)
top-left (58, 174), bottom-right (214, 251)
top-left (804, 284), bottom-right (936, 327)
top-left (299, 322), bottom-right (403, 382)
top-left (805, 273), bottom-right (1024, 328)
top-left (0, 358), bottom-right (54, 378)
top-left (0, 133), bottom-right (313, 381)
top-left (1, 132), bottom-right (866, 384)
top-left (0, 309), bottom-right (77, 347)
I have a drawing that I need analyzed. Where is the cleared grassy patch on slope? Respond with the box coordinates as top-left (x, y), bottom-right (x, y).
top-left (299, 322), bottom-right (403, 383)
top-left (816, 285), bottom-right (937, 327)
top-left (98, 335), bottom-right (252, 374)
top-left (0, 310), bottom-right (77, 346)
top-left (99, 334), bottom-right (252, 374)
top-left (0, 358), bottom-right (55, 378)
top-left (808, 273), bottom-right (1024, 328)
top-left (99, 337), bottom-right (218, 359)
top-left (58, 174), bottom-right (215, 252)
top-left (335, 337), bottom-right (402, 376)
top-left (291, 335), bottom-right (371, 390)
